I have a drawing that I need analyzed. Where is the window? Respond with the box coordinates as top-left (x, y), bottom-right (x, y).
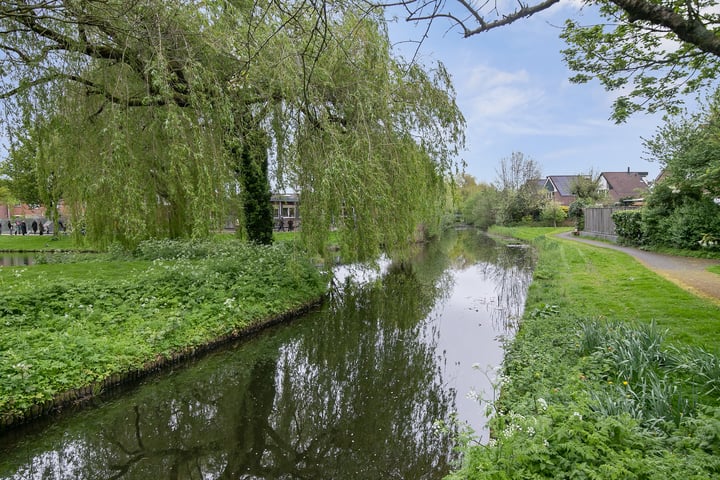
top-left (282, 207), bottom-right (295, 218)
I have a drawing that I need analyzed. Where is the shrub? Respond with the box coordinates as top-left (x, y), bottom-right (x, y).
top-left (612, 209), bottom-right (644, 245)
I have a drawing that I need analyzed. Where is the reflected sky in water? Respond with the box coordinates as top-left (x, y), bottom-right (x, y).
top-left (0, 229), bottom-right (534, 479)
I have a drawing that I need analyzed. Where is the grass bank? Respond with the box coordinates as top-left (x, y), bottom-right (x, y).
top-left (449, 227), bottom-right (720, 479)
top-left (0, 238), bottom-right (327, 429)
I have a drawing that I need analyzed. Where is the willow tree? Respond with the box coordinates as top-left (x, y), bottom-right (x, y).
top-left (239, 7), bottom-right (465, 261)
top-left (0, 1), bottom-right (464, 258)
top-left (1, 1), bottom-right (235, 247)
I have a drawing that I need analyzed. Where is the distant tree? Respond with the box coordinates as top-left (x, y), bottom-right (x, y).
top-left (2, 134), bottom-right (42, 208)
top-left (494, 152), bottom-right (545, 224)
top-left (3, 123), bottom-right (66, 236)
top-left (569, 172), bottom-right (605, 204)
top-left (461, 182), bottom-right (499, 229)
top-left (541, 201), bottom-right (567, 227)
top-left (495, 152), bottom-right (542, 193)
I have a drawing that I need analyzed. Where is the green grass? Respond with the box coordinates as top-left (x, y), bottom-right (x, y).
top-left (0, 259), bottom-right (151, 284)
top-left (0, 234), bottom-right (76, 251)
top-left (449, 227), bottom-right (720, 480)
top-left (490, 225), bottom-right (720, 347)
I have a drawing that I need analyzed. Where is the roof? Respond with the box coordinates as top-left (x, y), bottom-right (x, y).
top-left (600, 172), bottom-right (649, 202)
top-left (545, 175), bottom-right (589, 197)
top-left (270, 193), bottom-right (299, 203)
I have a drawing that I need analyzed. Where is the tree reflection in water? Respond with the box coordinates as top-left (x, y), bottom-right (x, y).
top-left (0, 229), bottom-right (535, 480)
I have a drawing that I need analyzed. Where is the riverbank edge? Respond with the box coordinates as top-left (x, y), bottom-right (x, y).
top-left (445, 226), bottom-right (720, 479)
top-left (0, 295), bottom-right (325, 432)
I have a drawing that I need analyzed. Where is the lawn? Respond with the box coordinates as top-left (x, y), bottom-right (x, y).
top-left (0, 234), bottom-right (76, 251)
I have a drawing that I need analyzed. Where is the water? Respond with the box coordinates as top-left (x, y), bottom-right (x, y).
top-left (0, 230), bottom-right (534, 479)
top-left (0, 254), bottom-right (35, 267)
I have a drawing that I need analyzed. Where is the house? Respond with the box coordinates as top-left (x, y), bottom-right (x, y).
top-left (271, 193), bottom-right (300, 231)
top-left (0, 201), bottom-right (69, 233)
top-left (598, 170), bottom-right (649, 204)
top-left (543, 175), bottom-right (589, 206)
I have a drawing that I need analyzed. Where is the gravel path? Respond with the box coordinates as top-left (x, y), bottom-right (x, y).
top-left (557, 232), bottom-right (720, 305)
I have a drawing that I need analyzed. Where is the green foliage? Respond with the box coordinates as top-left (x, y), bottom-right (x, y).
top-left (459, 180), bottom-right (499, 229)
top-left (540, 201), bottom-right (567, 227)
top-left (493, 152), bottom-right (546, 225)
top-left (2, 133), bottom-right (42, 207)
top-left (569, 173), bottom-right (605, 203)
top-left (0, 239), bottom-right (326, 421)
top-left (568, 199), bottom-right (590, 230)
top-left (0, 2), bottom-right (464, 260)
top-left (635, 88), bottom-right (720, 251)
top-left (235, 130), bottom-right (273, 245)
top-left (450, 228), bottom-right (720, 479)
top-left (642, 187), bottom-right (720, 251)
top-left (612, 209), bottom-right (645, 246)
top-left (561, 6), bottom-right (720, 123)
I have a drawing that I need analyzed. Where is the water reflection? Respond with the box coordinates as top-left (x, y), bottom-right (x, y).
top-left (0, 254), bottom-right (35, 267)
top-left (0, 230), bottom-right (534, 480)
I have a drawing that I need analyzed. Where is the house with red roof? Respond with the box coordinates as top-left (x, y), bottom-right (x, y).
top-left (598, 170), bottom-right (649, 204)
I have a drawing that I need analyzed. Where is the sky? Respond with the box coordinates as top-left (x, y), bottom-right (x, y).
top-left (385, 1), bottom-right (681, 184)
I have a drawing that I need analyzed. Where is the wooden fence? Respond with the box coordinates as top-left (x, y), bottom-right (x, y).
top-left (583, 206), bottom-right (637, 240)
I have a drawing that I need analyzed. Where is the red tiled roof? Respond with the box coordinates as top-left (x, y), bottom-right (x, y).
top-left (600, 172), bottom-right (649, 202)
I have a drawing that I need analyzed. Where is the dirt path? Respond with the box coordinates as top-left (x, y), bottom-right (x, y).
top-left (557, 232), bottom-right (720, 305)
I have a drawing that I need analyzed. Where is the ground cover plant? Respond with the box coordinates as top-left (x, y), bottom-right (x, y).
top-left (448, 227), bottom-right (720, 479)
top-left (0, 239), bottom-right (327, 426)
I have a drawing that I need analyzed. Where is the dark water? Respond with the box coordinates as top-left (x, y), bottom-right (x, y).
top-left (0, 230), bottom-right (534, 480)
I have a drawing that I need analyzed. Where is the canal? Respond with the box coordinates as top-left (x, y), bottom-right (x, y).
top-left (0, 229), bottom-right (534, 479)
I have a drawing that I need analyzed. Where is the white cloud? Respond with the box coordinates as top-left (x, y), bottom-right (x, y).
top-left (460, 65), bottom-right (545, 123)
top-left (465, 65), bottom-right (530, 90)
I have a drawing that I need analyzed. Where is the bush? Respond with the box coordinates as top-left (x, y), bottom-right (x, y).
top-left (666, 201), bottom-right (720, 250)
top-left (612, 209), bottom-right (645, 245)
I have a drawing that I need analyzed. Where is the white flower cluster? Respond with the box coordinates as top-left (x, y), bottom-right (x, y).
top-left (699, 234), bottom-right (719, 248)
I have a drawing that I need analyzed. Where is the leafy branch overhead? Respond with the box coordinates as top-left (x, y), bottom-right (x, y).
top-left (380, 0), bottom-right (720, 121)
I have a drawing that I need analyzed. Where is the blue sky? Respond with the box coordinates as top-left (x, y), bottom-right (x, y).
top-left (386, 2), bottom-right (677, 184)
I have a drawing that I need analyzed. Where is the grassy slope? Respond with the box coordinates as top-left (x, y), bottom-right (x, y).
top-left (448, 227), bottom-right (720, 479)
